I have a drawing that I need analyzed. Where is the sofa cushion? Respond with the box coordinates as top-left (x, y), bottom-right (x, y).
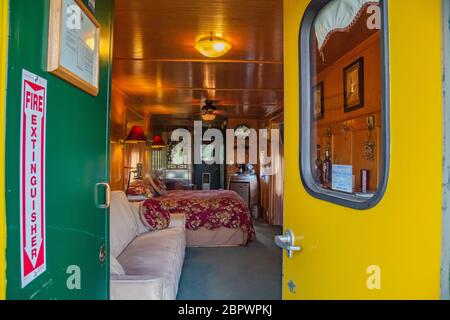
top-left (117, 226), bottom-right (186, 300)
top-left (168, 213), bottom-right (186, 230)
top-left (110, 191), bottom-right (139, 257)
top-left (110, 276), bottom-right (164, 300)
top-left (110, 255), bottom-right (125, 276)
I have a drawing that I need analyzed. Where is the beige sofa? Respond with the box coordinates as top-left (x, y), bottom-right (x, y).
top-left (110, 191), bottom-right (186, 300)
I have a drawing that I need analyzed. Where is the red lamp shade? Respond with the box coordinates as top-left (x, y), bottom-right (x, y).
top-left (152, 135), bottom-right (165, 148)
top-left (126, 125), bottom-right (146, 142)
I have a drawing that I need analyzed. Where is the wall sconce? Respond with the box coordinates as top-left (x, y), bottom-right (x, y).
top-left (366, 115), bottom-right (375, 131)
top-left (110, 125), bottom-right (148, 149)
top-left (126, 125), bottom-right (146, 143)
top-left (364, 115), bottom-right (376, 160)
top-left (151, 135), bottom-right (165, 149)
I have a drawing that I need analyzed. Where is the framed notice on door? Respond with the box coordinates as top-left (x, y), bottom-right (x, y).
top-left (47, 0), bottom-right (100, 96)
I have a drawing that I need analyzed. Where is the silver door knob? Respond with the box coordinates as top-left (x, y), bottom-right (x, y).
top-left (275, 229), bottom-right (301, 259)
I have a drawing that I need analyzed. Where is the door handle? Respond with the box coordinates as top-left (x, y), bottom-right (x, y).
top-left (274, 229), bottom-right (301, 259)
top-left (95, 182), bottom-right (111, 209)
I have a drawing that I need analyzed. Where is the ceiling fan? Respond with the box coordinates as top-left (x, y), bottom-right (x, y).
top-left (201, 99), bottom-right (226, 121)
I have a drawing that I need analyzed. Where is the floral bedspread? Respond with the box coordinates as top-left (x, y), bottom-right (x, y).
top-left (141, 190), bottom-right (255, 244)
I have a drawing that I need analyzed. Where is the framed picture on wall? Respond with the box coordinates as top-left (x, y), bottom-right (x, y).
top-left (47, 0), bottom-right (100, 96)
top-left (313, 81), bottom-right (324, 120)
top-left (343, 57), bottom-right (364, 112)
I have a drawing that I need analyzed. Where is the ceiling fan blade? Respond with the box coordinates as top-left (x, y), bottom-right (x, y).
top-left (214, 109), bottom-right (227, 116)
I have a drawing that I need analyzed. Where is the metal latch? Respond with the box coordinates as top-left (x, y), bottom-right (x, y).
top-left (274, 229), bottom-right (301, 259)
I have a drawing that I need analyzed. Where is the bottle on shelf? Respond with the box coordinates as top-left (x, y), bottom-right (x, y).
top-left (323, 146), bottom-right (332, 189)
top-left (314, 144), bottom-right (323, 185)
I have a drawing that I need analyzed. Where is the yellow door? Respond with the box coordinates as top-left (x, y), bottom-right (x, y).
top-left (283, 0), bottom-right (442, 299)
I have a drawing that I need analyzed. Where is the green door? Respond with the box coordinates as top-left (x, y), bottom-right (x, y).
top-left (5, 0), bottom-right (113, 299)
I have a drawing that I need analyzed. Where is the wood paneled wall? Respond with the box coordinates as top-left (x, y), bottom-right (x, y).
top-left (110, 85), bottom-right (127, 191)
top-left (124, 118), bottom-right (153, 183)
top-left (110, 84), bottom-right (150, 191)
top-left (314, 32), bottom-right (382, 192)
top-left (259, 112), bottom-right (284, 226)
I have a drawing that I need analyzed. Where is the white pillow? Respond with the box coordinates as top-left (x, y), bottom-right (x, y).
top-left (110, 255), bottom-right (125, 276)
top-left (127, 195), bottom-right (149, 202)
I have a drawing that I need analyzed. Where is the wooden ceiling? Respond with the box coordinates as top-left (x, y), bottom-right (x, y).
top-left (112, 0), bottom-right (284, 124)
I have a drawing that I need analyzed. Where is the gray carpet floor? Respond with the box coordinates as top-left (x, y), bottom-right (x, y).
top-left (177, 219), bottom-right (283, 300)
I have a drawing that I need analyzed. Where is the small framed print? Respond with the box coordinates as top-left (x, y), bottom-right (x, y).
top-left (312, 81), bottom-right (324, 120)
top-left (344, 57), bottom-right (364, 112)
top-left (47, 0), bottom-right (100, 96)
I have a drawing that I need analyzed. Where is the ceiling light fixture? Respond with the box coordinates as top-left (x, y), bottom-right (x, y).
top-left (195, 33), bottom-right (232, 58)
top-left (202, 113), bottom-right (216, 122)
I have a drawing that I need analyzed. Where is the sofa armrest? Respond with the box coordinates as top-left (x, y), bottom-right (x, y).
top-left (169, 213), bottom-right (185, 230)
top-left (110, 275), bottom-right (165, 300)
top-left (128, 201), bottom-right (151, 234)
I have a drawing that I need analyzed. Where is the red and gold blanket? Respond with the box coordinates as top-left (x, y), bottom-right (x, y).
top-left (141, 190), bottom-right (255, 244)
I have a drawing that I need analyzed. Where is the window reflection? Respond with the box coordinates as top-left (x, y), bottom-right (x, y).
top-left (310, 0), bottom-right (383, 198)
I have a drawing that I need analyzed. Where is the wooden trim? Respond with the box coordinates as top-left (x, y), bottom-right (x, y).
top-left (113, 57), bottom-right (284, 64)
top-left (74, 0), bottom-right (100, 28)
top-left (0, 0), bottom-right (8, 300)
top-left (47, 0), bottom-right (62, 72)
top-left (47, 0), bottom-right (100, 96)
top-left (52, 65), bottom-right (99, 96)
top-left (263, 109), bottom-right (284, 121)
top-left (113, 86), bottom-right (284, 92)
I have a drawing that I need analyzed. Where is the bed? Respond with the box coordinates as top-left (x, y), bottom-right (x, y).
top-left (138, 189), bottom-right (255, 247)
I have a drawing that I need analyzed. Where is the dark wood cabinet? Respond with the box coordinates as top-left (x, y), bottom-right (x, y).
top-left (228, 174), bottom-right (259, 209)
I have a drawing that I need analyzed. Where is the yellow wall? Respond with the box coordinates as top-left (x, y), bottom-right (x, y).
top-left (0, 0), bottom-right (8, 300)
top-left (283, 0), bottom-right (442, 299)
